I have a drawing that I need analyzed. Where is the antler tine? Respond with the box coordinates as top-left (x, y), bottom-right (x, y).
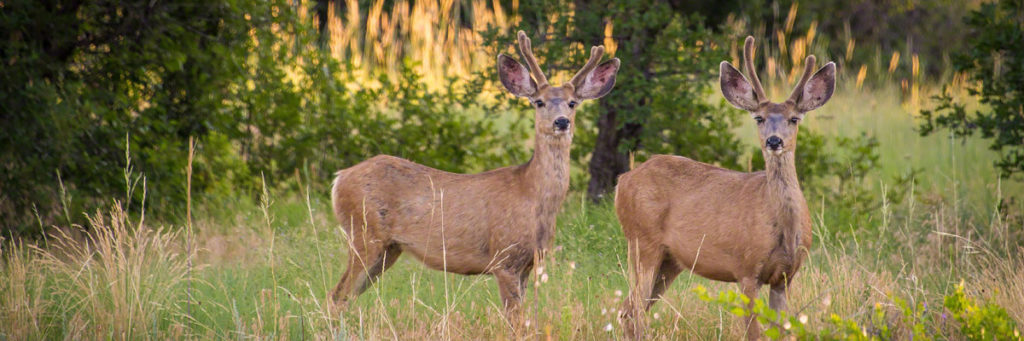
top-left (743, 36), bottom-right (769, 104)
top-left (570, 45), bottom-right (606, 88)
top-left (517, 31), bottom-right (549, 87)
top-left (787, 55), bottom-right (817, 104)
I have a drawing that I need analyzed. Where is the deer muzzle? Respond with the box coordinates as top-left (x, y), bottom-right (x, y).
top-left (766, 136), bottom-right (784, 151)
top-left (553, 117), bottom-right (571, 131)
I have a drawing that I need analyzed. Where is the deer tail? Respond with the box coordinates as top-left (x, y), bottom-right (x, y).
top-left (330, 170), bottom-right (347, 224)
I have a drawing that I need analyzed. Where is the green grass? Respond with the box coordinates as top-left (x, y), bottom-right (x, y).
top-left (2, 84), bottom-right (1022, 339)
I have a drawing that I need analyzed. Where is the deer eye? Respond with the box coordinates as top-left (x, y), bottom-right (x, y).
top-left (789, 117), bottom-right (800, 124)
top-left (568, 100), bottom-right (578, 109)
top-left (754, 116), bottom-right (765, 124)
top-left (534, 100), bottom-right (545, 108)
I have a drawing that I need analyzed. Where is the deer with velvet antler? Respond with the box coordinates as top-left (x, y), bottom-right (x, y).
top-left (615, 36), bottom-right (836, 340)
top-left (328, 31), bottom-right (620, 328)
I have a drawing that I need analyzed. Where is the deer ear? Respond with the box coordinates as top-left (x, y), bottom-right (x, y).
top-left (795, 62), bottom-right (836, 112)
top-left (575, 58), bottom-right (620, 100)
top-left (497, 54), bottom-right (537, 97)
top-left (720, 62), bottom-right (759, 111)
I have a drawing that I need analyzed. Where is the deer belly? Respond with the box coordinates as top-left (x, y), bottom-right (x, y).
top-left (680, 256), bottom-right (739, 283)
top-left (667, 244), bottom-right (741, 283)
top-left (397, 236), bottom-right (492, 275)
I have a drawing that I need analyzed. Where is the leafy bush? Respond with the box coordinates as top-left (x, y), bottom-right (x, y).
top-left (0, 1), bottom-right (526, 237)
top-left (695, 282), bottom-right (1022, 340)
top-left (944, 282), bottom-right (1022, 340)
top-left (0, 0), bottom-right (309, 234)
top-left (920, 0), bottom-right (1024, 177)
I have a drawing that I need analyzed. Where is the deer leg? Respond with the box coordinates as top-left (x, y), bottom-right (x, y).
top-left (740, 277), bottom-right (762, 341)
top-left (329, 239), bottom-right (391, 315)
top-left (518, 264), bottom-right (532, 302)
top-left (362, 243), bottom-right (403, 290)
top-left (495, 269), bottom-right (526, 332)
top-left (520, 265), bottom-right (536, 335)
top-left (646, 257), bottom-right (683, 310)
top-left (620, 241), bottom-right (663, 340)
top-left (769, 282), bottom-right (788, 312)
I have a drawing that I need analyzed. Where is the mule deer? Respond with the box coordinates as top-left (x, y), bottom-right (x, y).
top-left (329, 31), bottom-right (620, 325)
top-left (615, 36), bottom-right (835, 340)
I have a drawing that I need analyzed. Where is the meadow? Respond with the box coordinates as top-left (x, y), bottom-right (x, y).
top-left (2, 79), bottom-right (1022, 339)
top-left (2, 0), bottom-right (1023, 339)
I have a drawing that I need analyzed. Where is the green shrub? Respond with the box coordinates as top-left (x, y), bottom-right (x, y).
top-left (944, 282), bottom-right (1022, 340)
top-left (920, 0), bottom-right (1024, 177)
top-left (0, 1), bottom-right (527, 237)
top-left (695, 282), bottom-right (1022, 340)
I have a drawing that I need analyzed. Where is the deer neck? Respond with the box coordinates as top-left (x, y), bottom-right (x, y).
top-left (522, 132), bottom-right (572, 249)
top-left (524, 133), bottom-right (572, 201)
top-left (763, 151), bottom-right (806, 255)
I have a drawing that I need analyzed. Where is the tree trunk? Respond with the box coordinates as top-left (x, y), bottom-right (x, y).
top-left (586, 100), bottom-right (643, 202)
top-left (587, 105), bottom-right (624, 201)
top-left (584, 22), bottom-right (655, 202)
top-left (315, 0), bottom-right (330, 46)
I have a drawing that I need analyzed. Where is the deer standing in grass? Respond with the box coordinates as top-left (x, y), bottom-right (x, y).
top-left (329, 31), bottom-right (620, 326)
top-left (615, 36), bottom-right (835, 340)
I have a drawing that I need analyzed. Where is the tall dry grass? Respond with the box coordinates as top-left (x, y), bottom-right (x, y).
top-left (323, 0), bottom-right (515, 86)
top-left (722, 1), bottom-right (959, 110)
top-left (1, 171), bottom-right (1020, 339)
top-left (2, 202), bottom-right (194, 339)
top-left (0, 240), bottom-right (51, 339)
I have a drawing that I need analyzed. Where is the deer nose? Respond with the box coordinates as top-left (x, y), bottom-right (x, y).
top-left (766, 136), bottom-right (784, 150)
top-left (553, 117), bottom-right (571, 131)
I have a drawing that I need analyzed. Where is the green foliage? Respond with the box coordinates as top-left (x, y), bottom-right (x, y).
top-left (695, 284), bottom-right (892, 340)
top-left (0, 0), bottom-right (306, 233)
top-left (696, 282), bottom-right (1022, 340)
top-left (920, 0), bottom-right (1024, 177)
top-left (694, 285), bottom-right (811, 339)
top-left (0, 0), bottom-right (525, 236)
top-left (891, 295), bottom-right (929, 340)
top-left (625, 15), bottom-right (744, 167)
top-left (944, 282), bottom-right (1022, 340)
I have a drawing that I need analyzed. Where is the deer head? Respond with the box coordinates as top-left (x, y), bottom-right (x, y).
top-left (720, 36), bottom-right (836, 157)
top-left (498, 31), bottom-right (620, 139)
